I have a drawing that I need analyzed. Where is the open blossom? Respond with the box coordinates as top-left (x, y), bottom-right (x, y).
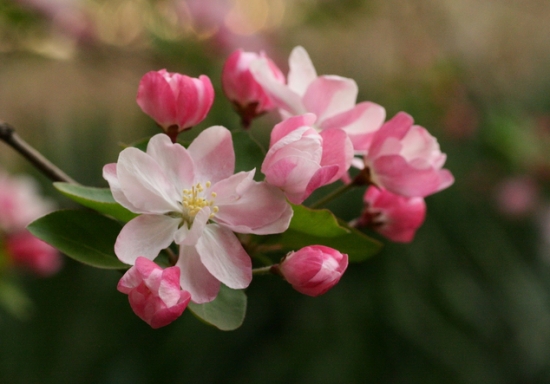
top-left (277, 245), bottom-right (348, 297)
top-left (103, 127), bottom-right (293, 303)
top-left (261, 114), bottom-right (353, 204)
top-left (361, 112), bottom-right (454, 198)
top-left (355, 186), bottom-right (426, 243)
top-left (136, 70), bottom-right (214, 136)
top-left (118, 257), bottom-right (191, 329)
top-left (222, 49), bottom-right (284, 126)
top-left (250, 46), bottom-right (386, 149)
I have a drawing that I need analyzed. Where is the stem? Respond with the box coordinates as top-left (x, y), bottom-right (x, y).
top-left (0, 122), bottom-right (78, 184)
top-left (165, 247), bottom-right (178, 266)
top-left (252, 265), bottom-right (277, 275)
top-left (309, 182), bottom-right (355, 209)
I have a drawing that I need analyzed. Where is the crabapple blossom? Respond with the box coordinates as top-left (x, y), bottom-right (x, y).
top-left (103, 127), bottom-right (293, 303)
top-left (261, 114), bottom-right (353, 204)
top-left (355, 186), bottom-right (426, 243)
top-left (136, 70), bottom-right (214, 139)
top-left (0, 170), bottom-right (61, 276)
top-left (118, 257), bottom-right (191, 329)
top-left (361, 112), bottom-right (454, 198)
top-left (250, 46), bottom-right (386, 149)
top-left (222, 49), bottom-right (285, 127)
top-left (276, 245), bottom-right (348, 297)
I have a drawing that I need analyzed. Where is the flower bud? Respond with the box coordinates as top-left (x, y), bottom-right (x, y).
top-left (356, 186), bottom-right (426, 243)
top-left (363, 112), bottom-right (454, 197)
top-left (222, 49), bottom-right (284, 128)
top-left (5, 231), bottom-right (62, 277)
top-left (117, 257), bottom-right (191, 329)
top-left (277, 245), bottom-right (348, 297)
top-left (136, 70), bottom-right (214, 138)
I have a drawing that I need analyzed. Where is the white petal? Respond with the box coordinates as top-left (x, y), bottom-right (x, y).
top-left (114, 214), bottom-right (180, 265)
top-left (187, 126), bottom-right (235, 184)
top-left (196, 224), bottom-right (252, 289)
top-left (177, 245), bottom-right (220, 304)
top-left (287, 46), bottom-right (317, 96)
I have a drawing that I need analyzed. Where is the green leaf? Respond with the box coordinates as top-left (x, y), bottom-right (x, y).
top-left (277, 204), bottom-right (382, 262)
top-left (232, 131), bottom-right (266, 180)
top-left (27, 210), bottom-right (129, 269)
top-left (54, 182), bottom-right (137, 223)
top-left (188, 285), bottom-right (247, 331)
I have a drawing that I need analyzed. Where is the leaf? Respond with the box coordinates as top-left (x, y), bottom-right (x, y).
top-left (188, 285), bottom-right (247, 331)
top-left (232, 131), bottom-right (266, 180)
top-left (277, 204), bottom-right (382, 262)
top-left (54, 182), bottom-right (137, 223)
top-left (28, 210), bottom-right (129, 269)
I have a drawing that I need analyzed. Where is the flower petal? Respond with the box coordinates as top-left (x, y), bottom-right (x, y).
top-left (187, 126), bottom-right (235, 184)
top-left (136, 70), bottom-right (177, 129)
top-left (177, 245), bottom-right (220, 304)
top-left (114, 214), bottom-right (180, 265)
top-left (102, 163), bottom-right (142, 213)
top-left (302, 75), bottom-right (358, 123)
top-left (214, 174), bottom-right (293, 233)
top-left (146, 134), bottom-right (195, 192)
top-left (174, 206), bottom-right (210, 246)
top-left (116, 147), bottom-right (181, 213)
top-left (319, 128), bottom-right (354, 183)
top-left (287, 46), bottom-right (317, 96)
top-left (196, 224), bottom-right (252, 289)
top-left (250, 58), bottom-right (306, 115)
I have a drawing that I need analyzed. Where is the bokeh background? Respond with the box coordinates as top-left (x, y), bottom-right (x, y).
top-left (1, 0), bottom-right (550, 383)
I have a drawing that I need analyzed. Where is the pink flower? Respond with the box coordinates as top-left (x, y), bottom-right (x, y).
top-left (356, 186), bottom-right (426, 243)
top-left (103, 127), bottom-right (293, 303)
top-left (136, 70), bottom-right (214, 137)
top-left (222, 49), bottom-right (285, 127)
top-left (6, 231), bottom-right (62, 276)
top-left (0, 171), bottom-right (53, 233)
top-left (117, 257), bottom-right (191, 329)
top-left (250, 46), bottom-right (386, 149)
top-left (277, 245), bottom-right (348, 297)
top-left (261, 114), bottom-right (353, 204)
top-left (362, 112), bottom-right (454, 197)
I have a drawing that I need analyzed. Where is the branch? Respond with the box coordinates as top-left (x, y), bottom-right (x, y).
top-left (0, 121), bottom-right (78, 184)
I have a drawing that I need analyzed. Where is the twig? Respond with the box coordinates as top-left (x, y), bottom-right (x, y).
top-left (0, 121), bottom-right (78, 184)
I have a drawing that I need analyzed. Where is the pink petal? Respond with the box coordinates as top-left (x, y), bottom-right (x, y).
top-left (250, 58), bottom-right (305, 115)
top-left (116, 147), bottom-right (180, 213)
top-left (136, 71), bottom-right (177, 129)
top-left (114, 214), bottom-right (180, 265)
top-left (369, 112), bottom-right (415, 158)
top-left (372, 155), bottom-right (455, 197)
top-left (320, 101), bottom-right (386, 151)
top-left (175, 75), bottom-right (214, 130)
top-left (319, 128), bottom-right (354, 183)
top-left (269, 114), bottom-right (317, 147)
top-left (287, 46), bottom-right (318, 96)
top-left (302, 75), bottom-right (358, 123)
top-left (177, 245), bottom-right (221, 304)
top-left (187, 126), bottom-right (235, 184)
top-left (196, 224), bottom-right (252, 289)
top-left (145, 134), bottom-right (195, 192)
top-left (214, 175), bottom-right (293, 234)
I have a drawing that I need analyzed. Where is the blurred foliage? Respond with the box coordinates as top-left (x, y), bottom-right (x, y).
top-left (1, 0), bottom-right (550, 383)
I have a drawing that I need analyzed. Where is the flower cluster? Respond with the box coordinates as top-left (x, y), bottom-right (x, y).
top-left (111, 45), bottom-right (453, 328)
top-left (0, 169), bottom-right (61, 276)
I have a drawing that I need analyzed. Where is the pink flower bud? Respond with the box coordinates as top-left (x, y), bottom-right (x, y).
top-left (356, 186), bottom-right (426, 243)
top-left (261, 114), bottom-right (353, 204)
top-left (5, 231), bottom-right (62, 277)
top-left (278, 245), bottom-right (348, 297)
top-left (117, 257), bottom-right (191, 329)
top-left (222, 49), bottom-right (284, 127)
top-left (136, 70), bottom-right (214, 136)
top-left (363, 112), bottom-right (454, 197)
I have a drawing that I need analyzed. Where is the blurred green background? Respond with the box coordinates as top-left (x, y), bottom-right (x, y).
top-left (2, 0), bottom-right (550, 383)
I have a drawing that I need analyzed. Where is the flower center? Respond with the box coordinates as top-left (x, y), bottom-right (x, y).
top-left (181, 181), bottom-right (218, 219)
